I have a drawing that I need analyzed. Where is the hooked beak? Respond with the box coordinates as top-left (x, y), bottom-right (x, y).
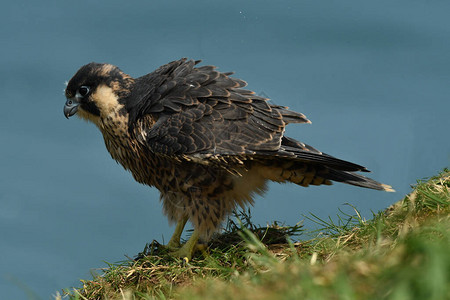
top-left (64, 98), bottom-right (80, 119)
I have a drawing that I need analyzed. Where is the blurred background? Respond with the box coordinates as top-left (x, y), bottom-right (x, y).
top-left (1, 0), bottom-right (449, 298)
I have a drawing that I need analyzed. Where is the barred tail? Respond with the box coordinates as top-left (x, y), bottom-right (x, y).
top-left (272, 162), bottom-right (394, 192)
top-left (324, 168), bottom-right (395, 192)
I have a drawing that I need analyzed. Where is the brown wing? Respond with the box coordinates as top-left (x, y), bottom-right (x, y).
top-left (127, 58), bottom-right (309, 155)
top-left (126, 58), bottom-right (369, 173)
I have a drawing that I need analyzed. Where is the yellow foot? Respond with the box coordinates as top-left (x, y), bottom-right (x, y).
top-left (169, 230), bottom-right (200, 260)
top-left (166, 240), bottom-right (181, 251)
top-left (170, 247), bottom-right (194, 261)
top-left (170, 244), bottom-right (207, 263)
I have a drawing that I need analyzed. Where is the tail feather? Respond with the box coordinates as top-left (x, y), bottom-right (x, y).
top-left (268, 161), bottom-right (394, 192)
top-left (256, 134), bottom-right (394, 192)
top-left (324, 168), bottom-right (395, 192)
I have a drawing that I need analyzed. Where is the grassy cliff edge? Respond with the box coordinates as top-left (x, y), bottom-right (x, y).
top-left (60, 169), bottom-right (450, 300)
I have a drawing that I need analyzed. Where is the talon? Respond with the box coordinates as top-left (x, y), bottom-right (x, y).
top-left (168, 230), bottom-right (200, 260)
top-left (196, 243), bottom-right (207, 251)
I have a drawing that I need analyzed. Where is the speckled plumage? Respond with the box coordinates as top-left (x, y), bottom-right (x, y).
top-left (64, 58), bottom-right (393, 252)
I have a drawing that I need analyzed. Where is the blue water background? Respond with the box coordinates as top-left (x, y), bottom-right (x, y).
top-left (1, 1), bottom-right (449, 298)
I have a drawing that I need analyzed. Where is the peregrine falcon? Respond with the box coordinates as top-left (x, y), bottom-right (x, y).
top-left (64, 58), bottom-right (393, 259)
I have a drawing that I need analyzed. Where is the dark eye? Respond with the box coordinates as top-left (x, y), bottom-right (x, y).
top-left (78, 86), bottom-right (90, 97)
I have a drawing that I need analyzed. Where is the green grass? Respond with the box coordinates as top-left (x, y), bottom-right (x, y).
top-left (59, 169), bottom-right (450, 300)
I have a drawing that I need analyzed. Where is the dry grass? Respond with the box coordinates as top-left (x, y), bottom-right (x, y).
top-left (60, 169), bottom-right (450, 300)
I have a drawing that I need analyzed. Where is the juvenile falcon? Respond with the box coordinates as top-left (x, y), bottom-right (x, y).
top-left (63, 58), bottom-right (393, 259)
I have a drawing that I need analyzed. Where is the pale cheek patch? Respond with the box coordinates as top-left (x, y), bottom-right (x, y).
top-left (91, 85), bottom-right (122, 118)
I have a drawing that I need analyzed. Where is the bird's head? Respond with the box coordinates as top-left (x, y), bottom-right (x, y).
top-left (64, 63), bottom-right (134, 124)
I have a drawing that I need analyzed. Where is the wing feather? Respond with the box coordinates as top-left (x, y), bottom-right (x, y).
top-left (126, 58), bottom-right (312, 158)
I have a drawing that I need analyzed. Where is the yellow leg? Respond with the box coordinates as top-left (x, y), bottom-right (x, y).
top-left (170, 229), bottom-right (200, 260)
top-left (166, 216), bottom-right (189, 250)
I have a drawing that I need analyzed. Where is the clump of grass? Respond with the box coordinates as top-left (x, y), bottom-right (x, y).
top-left (61, 169), bottom-right (449, 300)
top-left (61, 209), bottom-right (304, 300)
